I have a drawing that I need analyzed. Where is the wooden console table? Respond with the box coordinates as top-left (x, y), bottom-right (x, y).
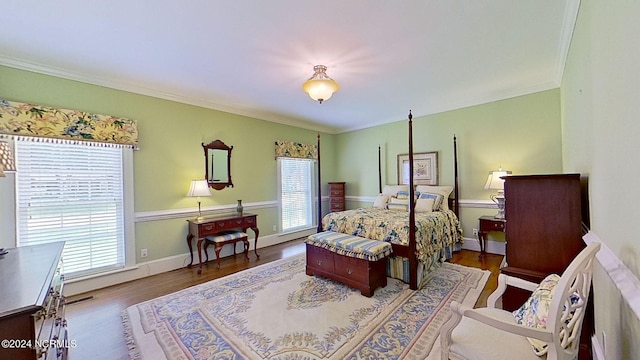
top-left (186, 213), bottom-right (259, 271)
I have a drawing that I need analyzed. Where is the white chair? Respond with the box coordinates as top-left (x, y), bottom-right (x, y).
top-left (441, 242), bottom-right (600, 360)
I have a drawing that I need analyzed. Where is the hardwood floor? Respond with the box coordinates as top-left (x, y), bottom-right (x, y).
top-left (64, 239), bottom-right (503, 359)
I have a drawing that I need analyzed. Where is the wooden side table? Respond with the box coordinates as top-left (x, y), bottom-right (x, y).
top-left (478, 215), bottom-right (506, 255)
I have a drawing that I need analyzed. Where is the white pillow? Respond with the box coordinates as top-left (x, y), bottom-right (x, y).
top-left (416, 185), bottom-right (453, 210)
top-left (389, 197), bottom-right (409, 205)
top-left (415, 198), bottom-right (434, 213)
top-left (382, 185), bottom-right (409, 196)
top-left (418, 192), bottom-right (444, 211)
top-left (387, 197), bottom-right (409, 211)
top-left (373, 194), bottom-right (390, 208)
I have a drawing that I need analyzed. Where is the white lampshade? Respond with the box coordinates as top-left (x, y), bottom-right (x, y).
top-left (186, 180), bottom-right (212, 198)
top-left (302, 65), bottom-right (339, 104)
top-left (484, 167), bottom-right (511, 190)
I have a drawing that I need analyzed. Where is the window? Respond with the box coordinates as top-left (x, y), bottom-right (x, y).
top-left (15, 140), bottom-right (132, 279)
top-left (278, 158), bottom-right (315, 232)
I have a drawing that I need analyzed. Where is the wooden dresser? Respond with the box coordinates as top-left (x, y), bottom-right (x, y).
top-left (0, 242), bottom-right (67, 360)
top-left (501, 174), bottom-right (585, 304)
top-left (328, 182), bottom-right (345, 212)
top-left (501, 174), bottom-right (592, 358)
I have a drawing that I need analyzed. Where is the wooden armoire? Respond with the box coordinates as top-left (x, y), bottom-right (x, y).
top-left (501, 173), bottom-right (592, 358)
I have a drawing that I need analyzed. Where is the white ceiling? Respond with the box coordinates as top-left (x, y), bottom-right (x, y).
top-left (0, 0), bottom-right (578, 134)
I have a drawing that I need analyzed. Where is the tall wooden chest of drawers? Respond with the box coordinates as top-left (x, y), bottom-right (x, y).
top-left (328, 182), bottom-right (345, 212)
top-left (501, 174), bottom-right (591, 359)
top-left (0, 242), bottom-right (67, 360)
top-left (501, 174), bottom-right (584, 307)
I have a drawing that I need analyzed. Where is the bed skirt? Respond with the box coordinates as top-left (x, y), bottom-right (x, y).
top-left (386, 243), bottom-right (458, 288)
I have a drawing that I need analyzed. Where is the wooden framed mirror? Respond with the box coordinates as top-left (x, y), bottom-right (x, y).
top-left (202, 139), bottom-right (233, 190)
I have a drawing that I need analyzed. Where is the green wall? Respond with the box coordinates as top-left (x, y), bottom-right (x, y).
top-left (0, 54), bottom-right (571, 303)
top-left (335, 88), bottom-right (564, 239)
top-left (562, 1), bottom-right (640, 358)
top-left (0, 65), bottom-right (337, 262)
top-left (0, 65), bottom-right (564, 261)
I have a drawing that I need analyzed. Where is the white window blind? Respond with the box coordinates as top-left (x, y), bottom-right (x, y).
top-left (15, 140), bottom-right (125, 278)
top-left (279, 158), bottom-right (314, 232)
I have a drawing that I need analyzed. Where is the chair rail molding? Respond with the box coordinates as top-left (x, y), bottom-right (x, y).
top-left (135, 200), bottom-right (277, 222)
top-left (583, 231), bottom-right (640, 320)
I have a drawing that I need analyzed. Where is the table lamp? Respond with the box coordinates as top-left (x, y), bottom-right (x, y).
top-left (187, 179), bottom-right (212, 220)
top-left (484, 167), bottom-right (511, 219)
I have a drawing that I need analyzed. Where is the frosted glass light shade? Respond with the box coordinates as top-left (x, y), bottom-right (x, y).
top-left (302, 65), bottom-right (339, 103)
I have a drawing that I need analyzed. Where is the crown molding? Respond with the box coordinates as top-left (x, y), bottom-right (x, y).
top-left (1, 54), bottom-right (562, 136)
top-left (0, 56), bottom-right (339, 134)
top-left (555, 0), bottom-right (581, 84)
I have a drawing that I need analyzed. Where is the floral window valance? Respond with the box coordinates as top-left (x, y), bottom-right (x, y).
top-left (0, 99), bottom-right (139, 149)
top-left (275, 140), bottom-right (317, 160)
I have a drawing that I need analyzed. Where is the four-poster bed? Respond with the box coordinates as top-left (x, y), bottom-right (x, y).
top-left (313, 111), bottom-right (461, 290)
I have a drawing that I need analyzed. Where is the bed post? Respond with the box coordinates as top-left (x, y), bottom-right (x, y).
top-left (408, 111), bottom-right (418, 290)
top-left (317, 132), bottom-right (323, 233)
top-left (378, 145), bottom-right (382, 194)
top-left (453, 134), bottom-right (459, 217)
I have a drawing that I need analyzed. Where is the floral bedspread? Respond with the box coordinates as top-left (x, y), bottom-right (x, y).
top-left (322, 207), bottom-right (462, 264)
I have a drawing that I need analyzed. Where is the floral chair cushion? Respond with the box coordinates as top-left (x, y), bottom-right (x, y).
top-left (512, 274), bottom-right (559, 355)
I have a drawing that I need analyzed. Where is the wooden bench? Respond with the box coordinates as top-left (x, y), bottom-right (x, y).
top-left (202, 231), bottom-right (249, 271)
top-left (305, 231), bottom-right (393, 297)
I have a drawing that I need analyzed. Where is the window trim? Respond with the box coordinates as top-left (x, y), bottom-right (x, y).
top-left (277, 157), bottom-right (317, 233)
top-left (122, 147), bottom-right (136, 269)
top-left (12, 139), bottom-right (135, 279)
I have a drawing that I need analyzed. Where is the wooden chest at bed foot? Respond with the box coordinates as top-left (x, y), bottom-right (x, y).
top-left (305, 244), bottom-right (387, 297)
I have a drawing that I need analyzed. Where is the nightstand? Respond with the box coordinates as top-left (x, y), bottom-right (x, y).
top-left (478, 215), bottom-right (506, 255)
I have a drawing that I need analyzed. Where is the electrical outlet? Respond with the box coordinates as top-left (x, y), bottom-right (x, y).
top-left (140, 248), bottom-right (148, 258)
top-left (472, 228), bottom-right (478, 236)
top-left (273, 224), bottom-right (277, 232)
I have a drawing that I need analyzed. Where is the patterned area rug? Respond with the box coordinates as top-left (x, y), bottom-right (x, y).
top-left (122, 254), bottom-right (489, 360)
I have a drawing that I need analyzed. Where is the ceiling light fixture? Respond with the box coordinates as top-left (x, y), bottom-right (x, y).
top-left (302, 65), bottom-right (339, 104)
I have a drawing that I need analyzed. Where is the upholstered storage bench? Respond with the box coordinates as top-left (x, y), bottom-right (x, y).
top-left (203, 231), bottom-right (249, 270)
top-left (305, 231), bottom-right (393, 297)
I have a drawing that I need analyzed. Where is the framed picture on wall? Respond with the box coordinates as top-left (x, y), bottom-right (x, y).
top-left (397, 151), bottom-right (438, 185)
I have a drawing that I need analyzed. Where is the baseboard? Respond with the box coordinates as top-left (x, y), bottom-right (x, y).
top-left (460, 236), bottom-right (506, 255)
top-left (64, 229), bottom-right (315, 296)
